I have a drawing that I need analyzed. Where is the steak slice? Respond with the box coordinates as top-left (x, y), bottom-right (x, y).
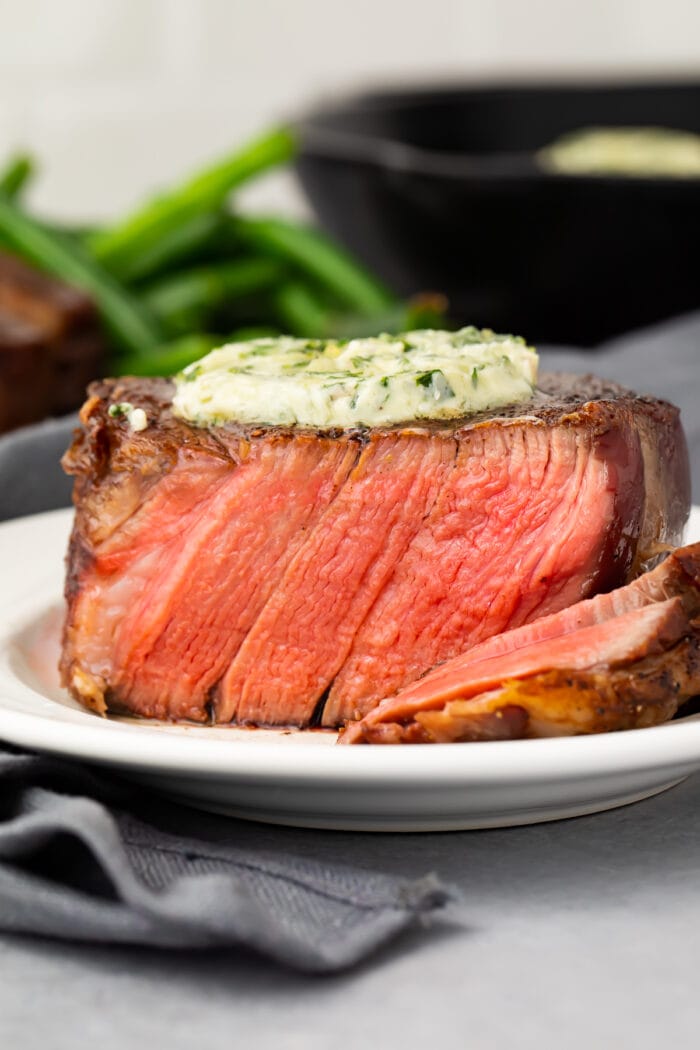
top-left (216, 432), bottom-right (454, 725)
top-left (413, 638), bottom-right (700, 742)
top-left (63, 385), bottom-right (359, 721)
top-left (325, 375), bottom-right (692, 723)
top-left (324, 411), bottom-right (641, 723)
top-left (61, 372), bottom-right (690, 726)
top-left (340, 545), bottom-right (700, 744)
top-left (352, 636), bottom-right (700, 744)
top-left (341, 540), bottom-right (700, 740)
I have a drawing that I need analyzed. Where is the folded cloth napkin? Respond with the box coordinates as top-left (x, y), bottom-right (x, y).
top-left (0, 745), bottom-right (456, 971)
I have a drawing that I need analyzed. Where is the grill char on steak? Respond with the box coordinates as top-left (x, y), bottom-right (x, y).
top-left (60, 373), bottom-right (690, 727)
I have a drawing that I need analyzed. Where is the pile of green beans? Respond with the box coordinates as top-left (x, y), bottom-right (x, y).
top-left (0, 129), bottom-right (446, 375)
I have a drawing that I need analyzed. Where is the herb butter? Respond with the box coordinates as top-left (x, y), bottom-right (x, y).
top-left (172, 328), bottom-right (538, 429)
top-left (538, 126), bottom-right (700, 178)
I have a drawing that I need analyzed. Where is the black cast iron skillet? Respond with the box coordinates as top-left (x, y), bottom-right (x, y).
top-left (295, 80), bottom-right (700, 345)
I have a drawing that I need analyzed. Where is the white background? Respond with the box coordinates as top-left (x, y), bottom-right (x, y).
top-left (1, 0), bottom-right (699, 220)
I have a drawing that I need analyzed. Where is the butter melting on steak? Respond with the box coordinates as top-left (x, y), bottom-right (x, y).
top-left (60, 373), bottom-right (690, 726)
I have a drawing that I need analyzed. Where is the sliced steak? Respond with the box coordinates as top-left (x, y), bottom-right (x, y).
top-left (412, 638), bottom-right (700, 742)
top-left (341, 540), bottom-right (700, 741)
top-left (217, 432), bottom-right (454, 725)
top-left (61, 373), bottom-right (690, 726)
top-left (64, 390), bottom-right (359, 721)
top-left (325, 411), bottom-right (641, 723)
top-left (340, 545), bottom-right (700, 744)
top-left (352, 634), bottom-right (700, 744)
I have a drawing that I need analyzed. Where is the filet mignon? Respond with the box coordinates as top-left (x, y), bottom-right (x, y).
top-left (60, 372), bottom-right (690, 727)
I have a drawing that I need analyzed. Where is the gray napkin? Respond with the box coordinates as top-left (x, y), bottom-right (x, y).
top-left (0, 745), bottom-right (455, 971)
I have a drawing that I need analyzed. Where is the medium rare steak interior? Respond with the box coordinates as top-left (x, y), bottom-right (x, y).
top-left (61, 372), bottom-right (690, 727)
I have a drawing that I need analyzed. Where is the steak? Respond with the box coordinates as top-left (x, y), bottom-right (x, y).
top-left (0, 251), bottom-right (105, 433)
top-left (60, 372), bottom-right (690, 726)
top-left (340, 543), bottom-right (700, 744)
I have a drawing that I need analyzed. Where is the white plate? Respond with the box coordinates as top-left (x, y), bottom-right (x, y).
top-left (0, 507), bottom-right (699, 832)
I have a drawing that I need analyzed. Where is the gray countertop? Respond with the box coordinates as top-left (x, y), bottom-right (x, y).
top-left (2, 312), bottom-right (700, 1047)
top-left (3, 770), bottom-right (700, 1048)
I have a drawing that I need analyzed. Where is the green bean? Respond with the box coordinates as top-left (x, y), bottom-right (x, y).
top-left (89, 126), bottom-right (296, 279)
top-left (228, 325), bottom-right (280, 341)
top-left (0, 191), bottom-right (162, 357)
top-left (230, 215), bottom-right (394, 314)
top-left (117, 211), bottom-right (225, 285)
top-left (0, 153), bottom-right (35, 199)
top-left (50, 223), bottom-right (100, 241)
top-left (327, 293), bottom-right (449, 339)
top-left (403, 292), bottom-right (449, 330)
top-left (274, 280), bottom-right (331, 337)
top-left (141, 257), bottom-right (285, 336)
top-left (117, 334), bottom-right (222, 376)
top-left (274, 285), bottom-right (448, 340)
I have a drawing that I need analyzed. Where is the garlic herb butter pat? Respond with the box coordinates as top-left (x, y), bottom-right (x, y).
top-left (127, 407), bottom-right (148, 432)
top-left (172, 328), bottom-right (538, 429)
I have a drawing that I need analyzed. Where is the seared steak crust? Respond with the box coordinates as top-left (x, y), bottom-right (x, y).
top-left (61, 373), bottom-right (690, 726)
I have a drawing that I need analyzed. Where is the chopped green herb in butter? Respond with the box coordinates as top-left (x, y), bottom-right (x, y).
top-left (108, 401), bottom-right (132, 419)
top-left (172, 327), bottom-right (538, 429)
